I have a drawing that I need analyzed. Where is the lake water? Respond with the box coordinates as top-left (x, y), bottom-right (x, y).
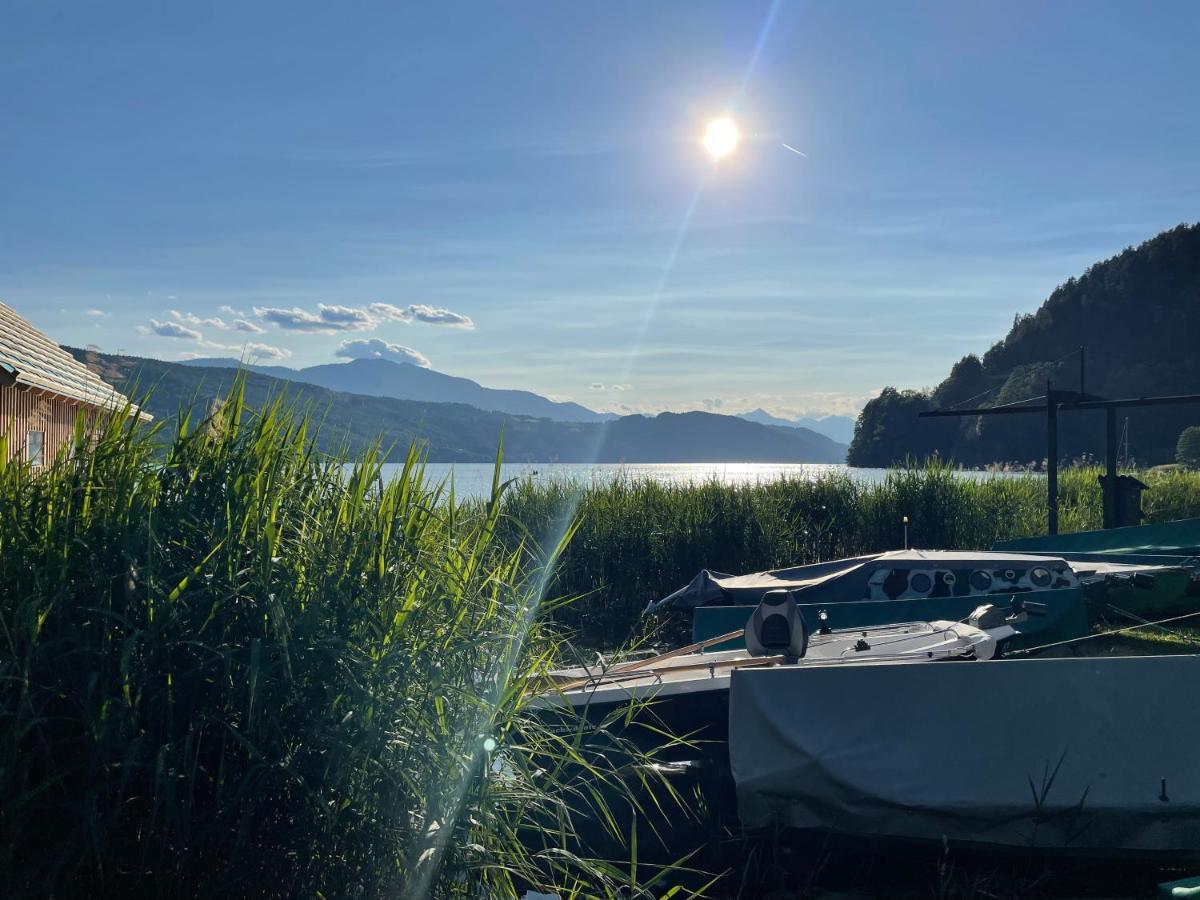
top-left (376, 462), bottom-right (1028, 500)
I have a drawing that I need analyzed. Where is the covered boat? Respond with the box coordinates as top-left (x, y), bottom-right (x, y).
top-left (648, 549), bottom-right (1092, 651)
top-left (729, 654), bottom-right (1200, 857)
top-left (994, 517), bottom-right (1200, 620)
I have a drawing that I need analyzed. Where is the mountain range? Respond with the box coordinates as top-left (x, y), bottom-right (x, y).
top-left (75, 349), bottom-right (847, 464)
top-left (180, 357), bottom-right (615, 423)
top-left (847, 222), bottom-right (1200, 467)
top-left (737, 408), bottom-right (857, 444)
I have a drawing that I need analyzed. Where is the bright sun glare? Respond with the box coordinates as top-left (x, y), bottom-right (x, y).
top-left (703, 117), bottom-right (740, 159)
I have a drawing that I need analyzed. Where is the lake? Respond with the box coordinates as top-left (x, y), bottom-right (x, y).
top-left (376, 461), bottom-right (1029, 500)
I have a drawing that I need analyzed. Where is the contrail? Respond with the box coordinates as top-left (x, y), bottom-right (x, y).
top-left (782, 142), bottom-right (808, 158)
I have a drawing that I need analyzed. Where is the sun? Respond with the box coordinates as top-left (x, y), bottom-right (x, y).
top-left (703, 117), bottom-right (740, 160)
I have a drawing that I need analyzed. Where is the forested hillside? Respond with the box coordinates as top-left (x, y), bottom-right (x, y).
top-left (848, 223), bottom-right (1200, 467)
top-left (70, 349), bottom-right (846, 463)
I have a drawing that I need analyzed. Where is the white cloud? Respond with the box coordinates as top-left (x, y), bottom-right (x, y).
top-left (145, 311), bottom-right (290, 361)
top-left (178, 343), bottom-right (289, 362)
top-left (590, 383), bottom-right (632, 392)
top-left (241, 342), bottom-right (292, 362)
top-left (253, 303), bottom-right (374, 332)
top-left (315, 304), bottom-right (376, 328)
top-left (254, 302), bottom-right (474, 333)
top-left (170, 309), bottom-right (230, 330)
top-left (148, 319), bottom-right (203, 340)
top-left (406, 304), bottom-right (474, 329)
top-left (86, 308), bottom-right (111, 318)
top-left (166, 308), bottom-right (266, 335)
top-left (335, 338), bottom-right (430, 368)
top-left (366, 302), bottom-right (412, 322)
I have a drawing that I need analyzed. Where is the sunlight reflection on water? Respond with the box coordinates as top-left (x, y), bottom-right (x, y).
top-left (376, 462), bottom-right (1028, 501)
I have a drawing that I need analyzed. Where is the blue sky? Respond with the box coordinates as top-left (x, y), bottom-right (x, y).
top-left (3, 1), bottom-right (1199, 418)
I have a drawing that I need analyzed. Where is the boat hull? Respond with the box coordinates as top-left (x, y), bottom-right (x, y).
top-left (730, 654), bottom-right (1200, 857)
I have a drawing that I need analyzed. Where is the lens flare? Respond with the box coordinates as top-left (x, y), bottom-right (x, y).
top-left (703, 117), bottom-right (740, 159)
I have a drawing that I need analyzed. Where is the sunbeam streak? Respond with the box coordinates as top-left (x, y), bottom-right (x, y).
top-left (403, 4), bottom-right (790, 894)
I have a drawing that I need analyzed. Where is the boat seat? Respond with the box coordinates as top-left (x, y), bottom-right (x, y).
top-left (745, 589), bottom-right (808, 662)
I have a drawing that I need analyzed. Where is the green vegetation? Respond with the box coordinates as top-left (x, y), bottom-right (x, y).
top-left (849, 223), bottom-right (1200, 467)
top-left (5, 385), bottom-right (1200, 897)
top-left (1178, 425), bottom-right (1200, 468)
top-left (0, 393), bottom-right (684, 899)
top-left (503, 464), bottom-right (1200, 649)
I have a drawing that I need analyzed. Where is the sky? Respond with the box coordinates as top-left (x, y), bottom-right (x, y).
top-left (3, 1), bottom-right (1199, 419)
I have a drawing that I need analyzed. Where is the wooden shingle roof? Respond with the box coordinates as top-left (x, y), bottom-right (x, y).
top-left (0, 301), bottom-right (143, 414)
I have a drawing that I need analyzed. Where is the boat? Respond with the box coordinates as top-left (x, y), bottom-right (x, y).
top-left (994, 517), bottom-right (1200, 620)
top-left (729, 652), bottom-right (1200, 857)
top-left (534, 591), bottom-right (1038, 760)
top-left (647, 549), bottom-right (1095, 652)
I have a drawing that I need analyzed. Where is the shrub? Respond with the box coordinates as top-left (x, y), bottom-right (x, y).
top-left (1177, 425), bottom-right (1200, 468)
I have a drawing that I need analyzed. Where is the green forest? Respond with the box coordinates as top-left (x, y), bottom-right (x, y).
top-left (848, 223), bottom-right (1200, 468)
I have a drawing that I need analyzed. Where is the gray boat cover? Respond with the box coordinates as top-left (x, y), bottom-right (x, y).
top-left (646, 549), bottom-right (1075, 614)
top-left (730, 655), bottom-right (1200, 854)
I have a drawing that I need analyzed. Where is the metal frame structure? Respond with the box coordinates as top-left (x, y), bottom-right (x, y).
top-left (919, 350), bottom-right (1200, 534)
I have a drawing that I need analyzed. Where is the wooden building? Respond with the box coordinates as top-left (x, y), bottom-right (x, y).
top-left (0, 301), bottom-right (146, 466)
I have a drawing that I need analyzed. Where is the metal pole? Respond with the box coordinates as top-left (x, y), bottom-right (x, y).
top-left (1104, 405), bottom-right (1118, 529)
top-left (1046, 382), bottom-right (1058, 536)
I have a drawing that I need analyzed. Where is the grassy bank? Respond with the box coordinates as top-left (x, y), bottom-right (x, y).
top-left (500, 465), bottom-right (1200, 648)
top-left (0, 395), bottom-right (680, 899)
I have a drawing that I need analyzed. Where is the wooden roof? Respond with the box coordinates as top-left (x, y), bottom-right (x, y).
top-left (0, 301), bottom-right (145, 415)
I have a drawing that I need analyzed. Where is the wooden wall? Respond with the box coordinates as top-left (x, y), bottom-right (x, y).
top-left (0, 384), bottom-right (95, 466)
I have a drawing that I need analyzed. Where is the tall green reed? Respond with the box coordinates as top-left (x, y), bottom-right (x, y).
top-left (501, 462), bottom-right (1200, 649)
top-left (0, 388), bottom-right (690, 898)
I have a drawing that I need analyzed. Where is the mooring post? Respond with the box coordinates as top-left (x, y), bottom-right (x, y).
top-left (1046, 382), bottom-right (1058, 536)
top-left (1104, 405), bottom-right (1119, 529)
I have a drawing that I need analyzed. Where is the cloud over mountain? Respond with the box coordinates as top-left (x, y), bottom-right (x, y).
top-left (335, 338), bottom-right (431, 368)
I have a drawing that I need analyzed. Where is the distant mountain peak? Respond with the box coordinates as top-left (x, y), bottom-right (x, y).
top-left (738, 409), bottom-right (857, 444)
top-left (181, 355), bottom-right (615, 423)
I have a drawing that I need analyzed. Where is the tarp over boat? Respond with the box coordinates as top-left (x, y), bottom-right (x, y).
top-left (994, 517), bottom-right (1200, 558)
top-left (647, 549), bottom-right (1079, 614)
top-left (729, 656), bottom-right (1200, 856)
top-left (994, 519), bottom-right (1200, 619)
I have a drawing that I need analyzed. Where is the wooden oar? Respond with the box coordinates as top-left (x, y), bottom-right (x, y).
top-left (544, 627), bottom-right (747, 693)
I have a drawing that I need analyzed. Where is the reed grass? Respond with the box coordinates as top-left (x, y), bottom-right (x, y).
top-left (500, 463), bottom-right (1200, 649)
top-left (0, 390), bottom-right (688, 899)
top-left (6, 388), bottom-right (1200, 897)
